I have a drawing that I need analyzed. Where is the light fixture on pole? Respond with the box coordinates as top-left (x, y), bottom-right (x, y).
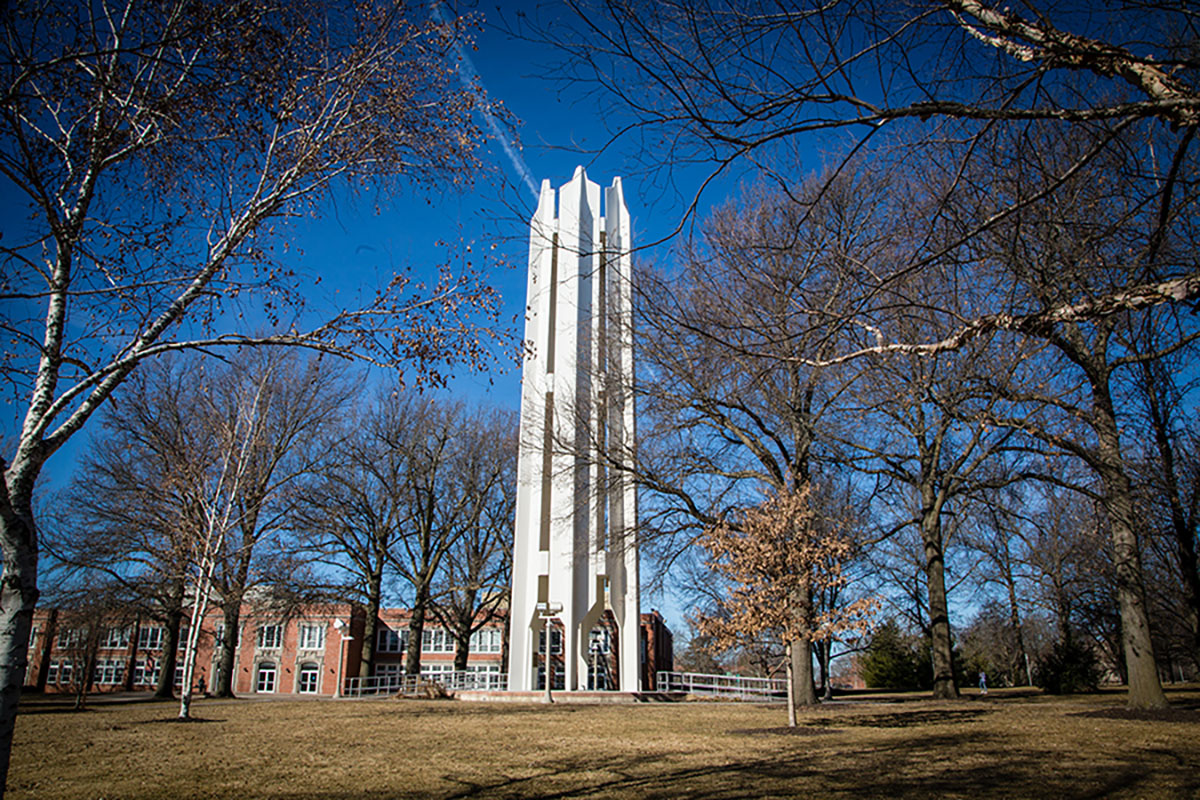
top-left (535, 602), bottom-right (562, 703)
top-left (333, 619), bottom-right (353, 698)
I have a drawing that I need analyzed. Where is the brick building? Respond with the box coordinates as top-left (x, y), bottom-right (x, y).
top-left (25, 604), bottom-right (672, 696)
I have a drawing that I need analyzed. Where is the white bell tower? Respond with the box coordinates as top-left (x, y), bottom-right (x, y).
top-left (507, 167), bottom-right (639, 693)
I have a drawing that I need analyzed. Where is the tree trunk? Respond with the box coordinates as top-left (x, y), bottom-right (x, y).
top-left (1005, 579), bottom-right (1030, 686)
top-left (1144, 372), bottom-right (1200, 667)
top-left (453, 589), bottom-right (478, 673)
top-left (819, 640), bottom-right (834, 701)
top-left (788, 638), bottom-right (818, 708)
top-left (920, 508), bottom-right (959, 699)
top-left (75, 643), bottom-right (98, 711)
top-left (1087, 374), bottom-right (1168, 709)
top-left (214, 604), bottom-right (240, 697)
top-left (500, 613), bottom-right (510, 677)
top-left (1096, 456), bottom-right (1168, 706)
top-left (453, 608), bottom-right (474, 673)
top-left (124, 617), bottom-right (142, 691)
top-left (156, 605), bottom-right (183, 699)
top-left (785, 647), bottom-right (797, 728)
top-left (404, 585), bottom-right (430, 676)
top-left (35, 609), bottom-right (58, 692)
top-left (359, 569), bottom-right (384, 680)
top-left (0, 485), bottom-right (41, 788)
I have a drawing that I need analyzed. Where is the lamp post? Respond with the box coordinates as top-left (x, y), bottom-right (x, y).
top-left (535, 602), bottom-right (562, 703)
top-left (333, 619), bottom-right (353, 698)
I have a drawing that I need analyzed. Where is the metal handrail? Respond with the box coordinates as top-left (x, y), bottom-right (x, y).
top-left (655, 670), bottom-right (787, 701)
top-left (342, 670), bottom-right (506, 697)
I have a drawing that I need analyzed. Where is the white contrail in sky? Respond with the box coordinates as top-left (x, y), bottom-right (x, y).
top-left (430, 1), bottom-right (540, 200)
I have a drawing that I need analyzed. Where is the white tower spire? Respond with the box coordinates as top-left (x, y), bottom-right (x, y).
top-left (508, 167), bottom-right (639, 693)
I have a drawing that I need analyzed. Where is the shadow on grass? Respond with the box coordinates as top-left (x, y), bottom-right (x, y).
top-left (812, 708), bottom-right (992, 728)
top-left (1072, 705), bottom-right (1200, 723)
top-left (255, 726), bottom-right (1181, 800)
top-left (19, 694), bottom-right (173, 714)
top-left (437, 730), bottom-right (1186, 800)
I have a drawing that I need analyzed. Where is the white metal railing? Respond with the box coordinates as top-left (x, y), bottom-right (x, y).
top-left (342, 670), bottom-right (506, 697)
top-left (655, 671), bottom-right (787, 701)
top-left (436, 670), bottom-right (507, 692)
top-left (343, 673), bottom-right (421, 697)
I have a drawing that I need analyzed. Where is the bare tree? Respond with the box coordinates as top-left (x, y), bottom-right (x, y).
top-left (430, 407), bottom-right (517, 673)
top-left (952, 121), bottom-right (1200, 707)
top-left (294, 399), bottom-right (407, 682)
top-left (0, 0), bottom-right (502, 777)
top-left (203, 351), bottom-right (350, 698)
top-left (389, 397), bottom-right (477, 678)
top-left (542, 1), bottom-right (1200, 321)
top-left (1129, 345), bottom-right (1200, 670)
top-left (47, 361), bottom-right (199, 699)
top-left (962, 496), bottom-right (1037, 687)
top-left (542, 5), bottom-right (1200, 707)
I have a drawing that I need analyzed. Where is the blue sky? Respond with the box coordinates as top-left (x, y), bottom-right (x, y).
top-left (12, 2), bottom-right (722, 633)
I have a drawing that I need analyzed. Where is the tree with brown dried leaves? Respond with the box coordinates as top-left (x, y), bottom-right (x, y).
top-left (695, 484), bottom-right (878, 726)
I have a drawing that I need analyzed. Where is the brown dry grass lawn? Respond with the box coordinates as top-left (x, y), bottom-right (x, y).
top-left (9, 687), bottom-right (1200, 799)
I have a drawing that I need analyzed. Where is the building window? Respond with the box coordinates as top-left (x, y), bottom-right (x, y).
top-left (589, 628), bottom-right (611, 655)
top-left (297, 662), bottom-right (320, 694)
top-left (536, 663), bottom-right (565, 691)
top-left (377, 627), bottom-right (407, 653)
top-left (27, 626), bottom-right (38, 656)
top-left (538, 628), bottom-right (563, 655)
top-left (101, 627), bottom-right (131, 649)
top-left (468, 664), bottom-right (502, 689)
top-left (137, 626), bottom-right (164, 651)
top-left (56, 629), bottom-right (80, 649)
top-left (59, 660), bottom-right (74, 686)
top-left (256, 662), bottom-right (277, 693)
top-left (93, 659), bottom-right (125, 685)
top-left (298, 623), bottom-right (325, 651)
top-left (470, 628), bottom-right (502, 653)
top-left (420, 663), bottom-right (453, 680)
top-left (133, 658), bottom-right (161, 687)
top-left (46, 660), bottom-right (59, 685)
top-left (256, 624), bottom-right (282, 649)
top-left (374, 663), bottom-right (403, 678)
top-left (421, 628), bottom-right (454, 653)
top-left (174, 664), bottom-right (184, 687)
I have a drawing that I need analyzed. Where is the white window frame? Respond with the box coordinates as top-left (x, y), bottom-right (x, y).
top-left (256, 661), bottom-right (277, 693)
top-left (470, 628), bottom-right (502, 653)
top-left (102, 627), bottom-right (131, 649)
top-left (256, 624), bottom-right (283, 650)
top-left (537, 662), bottom-right (565, 691)
top-left (133, 658), bottom-right (161, 687)
top-left (373, 663), bottom-right (403, 678)
top-left (297, 623), bottom-right (325, 651)
top-left (589, 628), bottom-right (611, 655)
top-left (93, 658), bottom-right (125, 685)
top-left (137, 626), bottom-right (164, 651)
top-left (538, 628), bottom-right (563, 655)
top-left (419, 662), bottom-right (453, 679)
top-left (377, 627), bottom-right (407, 653)
top-left (421, 628), bottom-right (453, 653)
top-left (297, 662), bottom-right (320, 694)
